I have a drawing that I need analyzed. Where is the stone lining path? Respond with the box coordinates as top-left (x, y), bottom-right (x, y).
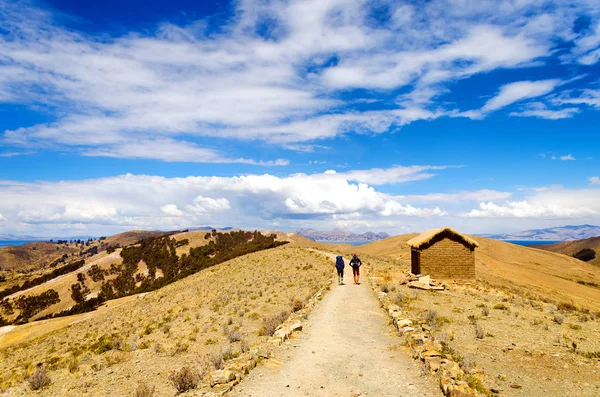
top-left (230, 257), bottom-right (439, 397)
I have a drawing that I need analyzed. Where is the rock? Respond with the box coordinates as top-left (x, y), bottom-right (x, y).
top-left (441, 360), bottom-right (461, 379)
top-left (419, 275), bottom-right (431, 285)
top-left (290, 322), bottom-right (303, 332)
top-left (209, 370), bottom-right (236, 387)
top-left (273, 327), bottom-right (290, 342)
top-left (509, 384), bottom-right (522, 389)
top-left (395, 319), bottom-right (413, 328)
top-left (497, 374), bottom-right (507, 381)
top-left (440, 375), bottom-right (453, 394)
top-left (408, 281), bottom-right (431, 290)
top-left (399, 326), bottom-right (415, 335)
top-left (425, 356), bottom-right (442, 372)
top-left (422, 350), bottom-right (442, 358)
top-left (490, 387), bottom-right (503, 394)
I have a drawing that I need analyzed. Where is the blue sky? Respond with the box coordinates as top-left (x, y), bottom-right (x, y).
top-left (0, 0), bottom-right (599, 237)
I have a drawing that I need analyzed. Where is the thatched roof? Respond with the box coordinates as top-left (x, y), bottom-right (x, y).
top-left (406, 227), bottom-right (478, 250)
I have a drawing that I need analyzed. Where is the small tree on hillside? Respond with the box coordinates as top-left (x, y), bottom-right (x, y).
top-left (574, 248), bottom-right (596, 262)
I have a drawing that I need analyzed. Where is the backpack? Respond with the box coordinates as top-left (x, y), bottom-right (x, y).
top-left (335, 256), bottom-right (344, 268)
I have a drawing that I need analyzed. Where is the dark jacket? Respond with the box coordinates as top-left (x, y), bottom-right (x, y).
top-left (349, 256), bottom-right (362, 268)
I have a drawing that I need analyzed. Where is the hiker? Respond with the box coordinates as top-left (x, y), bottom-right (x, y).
top-left (335, 255), bottom-right (345, 285)
top-left (349, 254), bottom-right (362, 284)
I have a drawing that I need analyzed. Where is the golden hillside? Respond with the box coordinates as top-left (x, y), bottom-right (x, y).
top-left (536, 236), bottom-right (600, 266)
top-left (0, 245), bottom-right (332, 395)
top-left (357, 234), bottom-right (600, 311)
top-left (0, 242), bottom-right (79, 273)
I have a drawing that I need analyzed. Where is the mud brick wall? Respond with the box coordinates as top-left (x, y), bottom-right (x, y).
top-left (418, 238), bottom-right (475, 279)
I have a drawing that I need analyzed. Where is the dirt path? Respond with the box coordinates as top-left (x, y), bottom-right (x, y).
top-left (230, 255), bottom-right (440, 397)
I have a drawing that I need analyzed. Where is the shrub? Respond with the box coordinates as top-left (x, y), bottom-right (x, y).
top-left (568, 323), bottom-right (582, 330)
top-left (291, 298), bottom-right (303, 312)
top-left (475, 325), bottom-right (485, 339)
top-left (493, 303), bottom-right (508, 311)
top-left (573, 248), bottom-right (596, 262)
top-left (227, 329), bottom-right (243, 343)
top-left (168, 367), bottom-right (199, 393)
top-left (481, 306), bottom-right (490, 317)
top-left (380, 284), bottom-right (389, 293)
top-left (261, 311), bottom-right (288, 336)
top-left (135, 382), bottom-right (155, 397)
top-left (28, 367), bottom-right (51, 390)
top-left (557, 302), bottom-right (577, 312)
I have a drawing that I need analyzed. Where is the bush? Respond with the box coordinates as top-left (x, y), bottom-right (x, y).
top-left (135, 382), bottom-right (155, 397)
top-left (475, 325), bottom-right (485, 339)
top-left (557, 302), bottom-right (577, 312)
top-left (573, 248), bottom-right (596, 262)
top-left (291, 298), bottom-right (303, 312)
top-left (481, 306), bottom-right (490, 317)
top-left (28, 367), bottom-right (51, 390)
top-left (261, 311), bottom-right (288, 336)
top-left (168, 366), bottom-right (199, 393)
top-left (493, 303), bottom-right (508, 311)
top-left (227, 329), bottom-right (243, 343)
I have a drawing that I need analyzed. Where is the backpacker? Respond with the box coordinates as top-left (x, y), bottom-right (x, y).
top-left (335, 255), bottom-right (344, 269)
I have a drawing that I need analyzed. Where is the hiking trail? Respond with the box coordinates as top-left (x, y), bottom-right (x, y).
top-left (229, 253), bottom-right (439, 397)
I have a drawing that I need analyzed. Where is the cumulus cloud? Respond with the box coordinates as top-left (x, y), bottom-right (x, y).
top-left (462, 186), bottom-right (600, 218)
top-left (0, 167), bottom-right (452, 235)
top-left (0, 1), bottom-right (599, 161)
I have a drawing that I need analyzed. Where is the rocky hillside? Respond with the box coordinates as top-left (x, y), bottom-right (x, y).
top-left (481, 224), bottom-right (600, 241)
top-left (294, 228), bottom-right (389, 242)
top-left (536, 236), bottom-right (600, 267)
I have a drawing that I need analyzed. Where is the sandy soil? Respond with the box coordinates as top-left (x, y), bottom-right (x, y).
top-left (230, 258), bottom-right (439, 397)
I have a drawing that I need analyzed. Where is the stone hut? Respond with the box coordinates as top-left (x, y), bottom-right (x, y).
top-left (406, 227), bottom-right (478, 279)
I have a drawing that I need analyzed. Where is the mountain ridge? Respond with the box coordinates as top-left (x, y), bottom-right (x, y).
top-left (294, 228), bottom-right (390, 242)
top-left (479, 224), bottom-right (600, 241)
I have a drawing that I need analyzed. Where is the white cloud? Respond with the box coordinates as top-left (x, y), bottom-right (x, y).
top-left (405, 190), bottom-right (512, 203)
top-left (335, 165), bottom-right (456, 186)
top-left (462, 185), bottom-right (600, 218)
top-left (556, 89), bottom-right (600, 109)
top-left (590, 176), bottom-right (600, 185)
top-left (0, 213), bottom-right (5, 221)
top-left (0, 167), bottom-right (453, 235)
top-left (559, 154), bottom-right (576, 161)
top-left (482, 80), bottom-right (560, 112)
top-left (509, 102), bottom-right (579, 119)
top-left (0, 1), bottom-right (598, 161)
top-left (161, 204), bottom-right (183, 217)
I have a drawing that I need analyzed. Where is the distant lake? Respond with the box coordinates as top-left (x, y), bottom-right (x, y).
top-left (0, 240), bottom-right (41, 248)
top-left (315, 240), bottom-right (373, 246)
top-left (502, 240), bottom-right (561, 246)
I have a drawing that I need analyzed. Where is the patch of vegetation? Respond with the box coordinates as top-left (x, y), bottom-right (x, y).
top-left (169, 366), bottom-right (200, 393)
top-left (580, 351), bottom-right (600, 359)
top-left (493, 303), bottom-right (509, 311)
top-left (135, 382), bottom-right (155, 397)
top-left (14, 289), bottom-right (60, 322)
top-left (27, 367), bottom-right (51, 390)
top-left (576, 280), bottom-right (600, 289)
top-left (260, 310), bottom-right (288, 336)
top-left (568, 323), bottom-right (582, 330)
top-left (0, 260), bottom-right (85, 301)
top-left (557, 302), bottom-right (577, 312)
top-left (39, 231), bottom-right (288, 320)
top-left (465, 374), bottom-right (494, 397)
top-left (573, 248), bottom-right (596, 262)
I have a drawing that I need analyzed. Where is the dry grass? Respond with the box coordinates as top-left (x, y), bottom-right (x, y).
top-left (368, 255), bottom-right (600, 397)
top-left (0, 246), bottom-right (331, 395)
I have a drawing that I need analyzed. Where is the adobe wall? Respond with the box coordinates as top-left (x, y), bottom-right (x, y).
top-left (419, 238), bottom-right (475, 279)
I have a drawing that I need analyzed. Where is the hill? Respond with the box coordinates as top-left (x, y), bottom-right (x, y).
top-left (294, 228), bottom-right (390, 242)
top-left (481, 224), bottom-right (600, 241)
top-left (0, 243), bottom-right (331, 395)
top-left (357, 233), bottom-right (600, 311)
top-left (536, 236), bottom-right (600, 267)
